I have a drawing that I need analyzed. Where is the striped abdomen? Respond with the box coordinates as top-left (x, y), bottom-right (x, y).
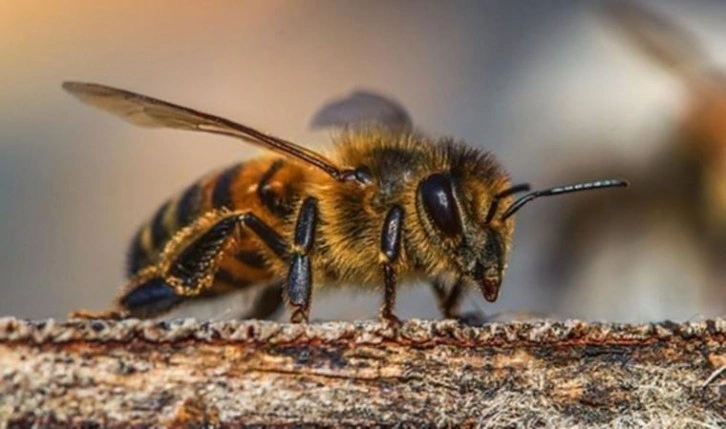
top-left (127, 157), bottom-right (304, 293)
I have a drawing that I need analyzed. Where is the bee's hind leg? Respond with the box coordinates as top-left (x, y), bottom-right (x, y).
top-left (70, 266), bottom-right (198, 321)
top-left (70, 213), bottom-right (241, 320)
top-left (72, 211), bottom-right (289, 320)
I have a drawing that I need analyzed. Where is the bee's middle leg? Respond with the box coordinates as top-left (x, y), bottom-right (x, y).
top-left (379, 205), bottom-right (404, 327)
top-left (287, 197), bottom-right (318, 323)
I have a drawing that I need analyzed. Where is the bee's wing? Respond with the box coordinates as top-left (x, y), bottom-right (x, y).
top-left (62, 82), bottom-right (348, 180)
top-left (603, 1), bottom-right (711, 84)
top-left (310, 90), bottom-right (412, 132)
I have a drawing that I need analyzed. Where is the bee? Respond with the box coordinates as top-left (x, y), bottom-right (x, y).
top-left (64, 81), bottom-right (627, 325)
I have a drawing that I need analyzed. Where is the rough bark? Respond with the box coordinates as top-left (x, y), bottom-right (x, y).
top-left (0, 317), bottom-right (724, 428)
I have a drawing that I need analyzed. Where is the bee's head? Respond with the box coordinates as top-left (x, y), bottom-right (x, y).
top-left (416, 171), bottom-right (517, 303)
top-left (416, 168), bottom-right (627, 303)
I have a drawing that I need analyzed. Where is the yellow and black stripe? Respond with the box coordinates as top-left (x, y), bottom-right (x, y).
top-left (125, 157), bottom-right (304, 293)
top-left (126, 181), bottom-right (204, 276)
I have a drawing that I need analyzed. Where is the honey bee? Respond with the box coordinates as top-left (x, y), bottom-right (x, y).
top-left (64, 82), bottom-right (627, 325)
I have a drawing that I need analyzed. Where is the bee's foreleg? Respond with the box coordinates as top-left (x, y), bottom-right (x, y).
top-left (379, 205), bottom-right (404, 327)
top-left (287, 197), bottom-right (318, 323)
top-left (431, 277), bottom-right (465, 319)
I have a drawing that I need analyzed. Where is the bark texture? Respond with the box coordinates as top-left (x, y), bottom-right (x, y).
top-left (0, 317), bottom-right (724, 428)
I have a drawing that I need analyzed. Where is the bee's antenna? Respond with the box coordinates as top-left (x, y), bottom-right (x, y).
top-left (485, 183), bottom-right (531, 223)
top-left (500, 179), bottom-right (629, 221)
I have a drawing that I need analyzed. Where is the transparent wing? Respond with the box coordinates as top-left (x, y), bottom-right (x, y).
top-left (310, 89), bottom-right (413, 132)
top-left (62, 82), bottom-right (348, 180)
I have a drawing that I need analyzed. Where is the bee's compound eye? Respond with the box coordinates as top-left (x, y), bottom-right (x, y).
top-left (419, 173), bottom-right (462, 237)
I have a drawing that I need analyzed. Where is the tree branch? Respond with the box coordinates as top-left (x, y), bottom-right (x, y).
top-left (0, 318), bottom-right (724, 427)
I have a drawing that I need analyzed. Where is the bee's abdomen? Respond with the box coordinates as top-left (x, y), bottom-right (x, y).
top-left (126, 158), bottom-right (301, 278)
top-left (126, 178), bottom-right (206, 276)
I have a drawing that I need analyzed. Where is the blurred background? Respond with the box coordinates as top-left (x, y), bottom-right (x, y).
top-left (1, 0), bottom-right (723, 322)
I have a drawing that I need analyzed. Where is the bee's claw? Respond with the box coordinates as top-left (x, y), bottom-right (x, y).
top-left (68, 308), bottom-right (128, 321)
top-left (380, 313), bottom-right (402, 333)
top-left (290, 308), bottom-right (309, 324)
